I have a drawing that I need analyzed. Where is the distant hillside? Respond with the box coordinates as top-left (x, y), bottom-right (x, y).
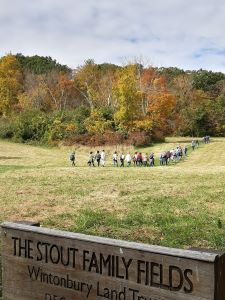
top-left (16, 53), bottom-right (71, 75)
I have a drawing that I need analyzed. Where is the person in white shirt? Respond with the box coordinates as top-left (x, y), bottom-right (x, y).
top-left (101, 150), bottom-right (106, 166)
top-left (143, 153), bottom-right (148, 167)
top-left (125, 153), bottom-right (132, 166)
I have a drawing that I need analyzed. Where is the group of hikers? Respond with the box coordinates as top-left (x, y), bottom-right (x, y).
top-left (190, 136), bottom-right (210, 150)
top-left (69, 137), bottom-right (208, 167)
top-left (159, 146), bottom-right (187, 166)
top-left (203, 136), bottom-right (210, 144)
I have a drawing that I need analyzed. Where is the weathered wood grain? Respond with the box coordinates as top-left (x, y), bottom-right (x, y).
top-left (1, 222), bottom-right (224, 300)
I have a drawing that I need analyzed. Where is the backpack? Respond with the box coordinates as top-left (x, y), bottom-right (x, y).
top-left (70, 154), bottom-right (75, 161)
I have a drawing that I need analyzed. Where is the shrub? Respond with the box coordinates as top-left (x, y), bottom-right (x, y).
top-left (84, 108), bottom-right (114, 135)
top-left (44, 118), bottom-right (66, 142)
top-left (13, 110), bottom-right (49, 142)
top-left (0, 117), bottom-right (14, 138)
top-left (126, 131), bottom-right (152, 146)
top-left (63, 106), bottom-right (90, 134)
top-left (151, 129), bottom-right (165, 142)
top-left (63, 131), bottom-right (152, 147)
top-left (103, 131), bottom-right (125, 145)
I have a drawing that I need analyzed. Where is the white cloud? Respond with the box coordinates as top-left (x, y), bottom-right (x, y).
top-left (0, 0), bottom-right (225, 71)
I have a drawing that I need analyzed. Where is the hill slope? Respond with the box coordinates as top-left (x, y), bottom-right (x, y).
top-left (1, 137), bottom-right (225, 250)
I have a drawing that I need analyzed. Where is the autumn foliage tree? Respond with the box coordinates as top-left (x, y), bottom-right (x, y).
top-left (0, 54), bottom-right (23, 115)
top-left (18, 71), bottom-right (79, 112)
top-left (135, 71), bottom-right (176, 134)
top-left (172, 74), bottom-right (212, 136)
top-left (74, 60), bottom-right (118, 110)
top-left (18, 72), bottom-right (49, 111)
top-left (43, 71), bottom-right (76, 111)
top-left (0, 53), bottom-right (225, 145)
top-left (113, 65), bottom-right (142, 131)
top-left (147, 93), bottom-right (176, 133)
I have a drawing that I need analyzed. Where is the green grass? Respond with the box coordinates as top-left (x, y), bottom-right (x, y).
top-left (2, 137), bottom-right (225, 298)
top-left (1, 137), bottom-right (225, 251)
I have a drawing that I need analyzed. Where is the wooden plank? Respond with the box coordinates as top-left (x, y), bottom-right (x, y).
top-left (1, 222), bottom-right (217, 261)
top-left (13, 221), bottom-right (40, 227)
top-left (1, 222), bottom-right (224, 300)
top-left (215, 252), bottom-right (225, 299)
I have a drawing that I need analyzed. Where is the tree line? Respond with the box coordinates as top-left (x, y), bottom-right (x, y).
top-left (0, 54), bottom-right (225, 146)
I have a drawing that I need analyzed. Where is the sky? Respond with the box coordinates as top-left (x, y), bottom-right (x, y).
top-left (1, 0), bottom-right (225, 72)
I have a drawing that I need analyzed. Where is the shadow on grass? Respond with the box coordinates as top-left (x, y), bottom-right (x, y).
top-left (0, 165), bottom-right (30, 173)
top-left (0, 156), bottom-right (22, 160)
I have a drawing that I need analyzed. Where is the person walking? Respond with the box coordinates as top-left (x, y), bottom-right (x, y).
top-left (95, 150), bottom-right (101, 167)
top-left (100, 150), bottom-right (106, 166)
top-left (113, 151), bottom-right (118, 167)
top-left (69, 151), bottom-right (75, 166)
top-left (149, 153), bottom-right (154, 167)
top-left (159, 153), bottom-right (163, 166)
top-left (88, 151), bottom-right (95, 167)
top-left (133, 152), bottom-right (138, 166)
top-left (120, 153), bottom-right (125, 167)
top-left (162, 152), bottom-right (167, 165)
top-left (143, 153), bottom-right (148, 167)
top-left (137, 152), bottom-right (143, 166)
top-left (125, 153), bottom-right (132, 166)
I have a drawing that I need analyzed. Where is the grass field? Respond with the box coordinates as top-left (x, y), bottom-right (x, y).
top-left (1, 137), bottom-right (225, 251)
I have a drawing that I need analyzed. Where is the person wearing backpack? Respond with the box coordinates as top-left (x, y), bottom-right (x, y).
top-left (88, 151), bottom-right (95, 167)
top-left (95, 150), bottom-right (101, 167)
top-left (69, 151), bottom-right (75, 166)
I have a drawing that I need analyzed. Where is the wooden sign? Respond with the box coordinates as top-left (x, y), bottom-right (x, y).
top-left (1, 221), bottom-right (225, 300)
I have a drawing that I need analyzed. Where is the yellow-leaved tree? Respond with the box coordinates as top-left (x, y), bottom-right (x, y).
top-left (113, 65), bottom-right (141, 132)
top-left (0, 54), bottom-right (23, 115)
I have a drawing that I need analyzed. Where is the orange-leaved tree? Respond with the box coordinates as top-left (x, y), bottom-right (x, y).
top-left (146, 76), bottom-right (176, 134)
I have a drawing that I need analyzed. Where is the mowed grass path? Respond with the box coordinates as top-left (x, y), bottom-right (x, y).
top-left (1, 137), bottom-right (225, 250)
